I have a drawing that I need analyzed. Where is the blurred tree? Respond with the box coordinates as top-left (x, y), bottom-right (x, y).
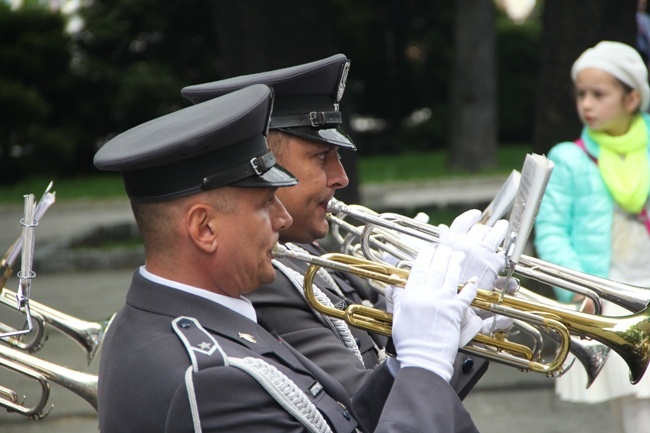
top-left (448, 0), bottom-right (498, 171)
top-left (0, 0), bottom-right (545, 184)
top-left (497, 16), bottom-right (540, 143)
top-left (532, 0), bottom-right (636, 154)
top-left (0, 3), bottom-right (79, 183)
top-left (332, 0), bottom-right (456, 154)
top-left (76, 0), bottom-right (220, 152)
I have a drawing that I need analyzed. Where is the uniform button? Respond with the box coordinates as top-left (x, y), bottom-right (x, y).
top-left (355, 338), bottom-right (361, 348)
top-left (179, 319), bottom-right (192, 329)
top-left (461, 358), bottom-right (474, 373)
top-left (337, 402), bottom-right (351, 420)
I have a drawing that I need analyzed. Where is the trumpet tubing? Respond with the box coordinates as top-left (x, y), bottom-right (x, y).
top-left (0, 288), bottom-right (115, 364)
top-left (0, 344), bottom-right (97, 418)
top-left (274, 244), bottom-right (650, 384)
top-left (327, 198), bottom-right (650, 314)
top-left (275, 245), bottom-right (571, 377)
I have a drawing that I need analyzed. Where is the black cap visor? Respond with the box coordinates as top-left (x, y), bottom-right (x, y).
top-left (233, 164), bottom-right (298, 188)
top-left (279, 126), bottom-right (356, 150)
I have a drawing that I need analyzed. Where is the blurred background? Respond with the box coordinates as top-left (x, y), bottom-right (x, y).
top-left (0, 0), bottom-right (645, 431)
top-left (0, 0), bottom-right (641, 204)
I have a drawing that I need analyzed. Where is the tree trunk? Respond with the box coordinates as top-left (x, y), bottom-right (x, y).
top-left (532, 0), bottom-right (636, 155)
top-left (448, 0), bottom-right (498, 171)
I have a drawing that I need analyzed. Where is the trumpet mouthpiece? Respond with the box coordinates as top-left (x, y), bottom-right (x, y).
top-left (326, 197), bottom-right (345, 214)
top-left (271, 243), bottom-right (288, 258)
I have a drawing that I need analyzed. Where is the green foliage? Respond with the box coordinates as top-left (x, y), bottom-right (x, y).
top-left (334, 0), bottom-right (456, 153)
top-left (75, 0), bottom-right (220, 133)
top-left (0, 174), bottom-right (124, 204)
top-left (0, 3), bottom-right (80, 184)
top-left (0, 0), bottom-right (541, 185)
top-left (334, 1), bottom-right (540, 155)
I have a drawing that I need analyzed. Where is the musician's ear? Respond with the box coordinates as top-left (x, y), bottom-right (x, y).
top-left (186, 203), bottom-right (218, 253)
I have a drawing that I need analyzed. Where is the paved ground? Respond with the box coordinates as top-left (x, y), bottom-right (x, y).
top-left (0, 179), bottom-right (617, 432)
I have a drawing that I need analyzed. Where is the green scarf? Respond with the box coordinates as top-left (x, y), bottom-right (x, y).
top-left (588, 114), bottom-right (650, 214)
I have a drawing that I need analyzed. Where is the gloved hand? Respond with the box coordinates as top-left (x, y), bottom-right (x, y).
top-left (391, 244), bottom-right (478, 382)
top-left (385, 285), bottom-right (396, 314)
top-left (439, 209), bottom-right (508, 290)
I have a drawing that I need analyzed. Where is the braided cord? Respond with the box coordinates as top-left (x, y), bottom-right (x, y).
top-left (273, 259), bottom-right (365, 366)
top-left (230, 357), bottom-right (333, 433)
top-left (285, 243), bottom-right (345, 298)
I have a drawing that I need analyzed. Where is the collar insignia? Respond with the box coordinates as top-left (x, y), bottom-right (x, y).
top-left (238, 332), bottom-right (257, 344)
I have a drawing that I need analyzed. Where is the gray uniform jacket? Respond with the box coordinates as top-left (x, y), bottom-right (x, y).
top-left (98, 271), bottom-right (480, 433)
top-left (248, 242), bottom-right (488, 397)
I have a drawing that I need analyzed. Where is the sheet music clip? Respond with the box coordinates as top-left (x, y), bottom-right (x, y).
top-left (500, 231), bottom-right (518, 303)
top-left (0, 195), bottom-right (38, 339)
top-left (504, 232), bottom-right (517, 271)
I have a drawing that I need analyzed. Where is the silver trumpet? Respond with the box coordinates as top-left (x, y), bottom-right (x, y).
top-left (0, 344), bottom-right (97, 419)
top-left (0, 288), bottom-right (116, 365)
top-left (0, 310), bottom-right (48, 352)
top-left (327, 197), bottom-right (650, 313)
top-left (516, 289), bottom-right (611, 388)
top-left (326, 198), bottom-right (613, 387)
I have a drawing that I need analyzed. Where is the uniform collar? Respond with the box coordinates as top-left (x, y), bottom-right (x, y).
top-left (138, 266), bottom-right (257, 323)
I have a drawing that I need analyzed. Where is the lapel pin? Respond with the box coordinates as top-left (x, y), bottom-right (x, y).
top-left (238, 332), bottom-right (257, 344)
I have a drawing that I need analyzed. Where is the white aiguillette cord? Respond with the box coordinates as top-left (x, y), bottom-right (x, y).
top-left (272, 258), bottom-right (365, 366)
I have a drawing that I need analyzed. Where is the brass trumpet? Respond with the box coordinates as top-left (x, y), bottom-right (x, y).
top-left (273, 244), bottom-right (571, 377)
top-left (327, 199), bottom-right (615, 387)
top-left (330, 217), bottom-right (612, 387)
top-left (272, 244), bottom-right (650, 384)
top-left (0, 344), bottom-right (97, 419)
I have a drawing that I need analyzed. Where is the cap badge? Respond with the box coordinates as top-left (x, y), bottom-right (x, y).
top-left (238, 332), bottom-right (257, 344)
top-left (336, 61), bottom-right (350, 103)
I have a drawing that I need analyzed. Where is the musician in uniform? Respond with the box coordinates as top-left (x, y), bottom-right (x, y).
top-left (181, 55), bottom-right (510, 396)
top-left (95, 83), bottom-right (484, 432)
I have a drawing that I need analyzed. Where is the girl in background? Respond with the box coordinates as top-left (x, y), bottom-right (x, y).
top-left (534, 40), bottom-right (650, 433)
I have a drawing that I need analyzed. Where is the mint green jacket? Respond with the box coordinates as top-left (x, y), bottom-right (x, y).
top-left (533, 112), bottom-right (650, 302)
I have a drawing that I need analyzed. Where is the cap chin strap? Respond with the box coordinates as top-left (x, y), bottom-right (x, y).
top-left (269, 111), bottom-right (342, 129)
top-left (201, 151), bottom-right (276, 190)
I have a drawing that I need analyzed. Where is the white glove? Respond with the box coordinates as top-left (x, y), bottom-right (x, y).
top-left (392, 244), bottom-right (478, 382)
top-left (413, 212), bottom-right (430, 224)
top-left (385, 284), bottom-right (395, 314)
top-left (440, 209), bottom-right (508, 289)
top-left (458, 305), bottom-right (483, 347)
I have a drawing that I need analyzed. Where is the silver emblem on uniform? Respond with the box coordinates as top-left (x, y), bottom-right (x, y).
top-left (336, 61), bottom-right (350, 103)
top-left (238, 332), bottom-right (257, 343)
top-left (198, 341), bottom-right (212, 350)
